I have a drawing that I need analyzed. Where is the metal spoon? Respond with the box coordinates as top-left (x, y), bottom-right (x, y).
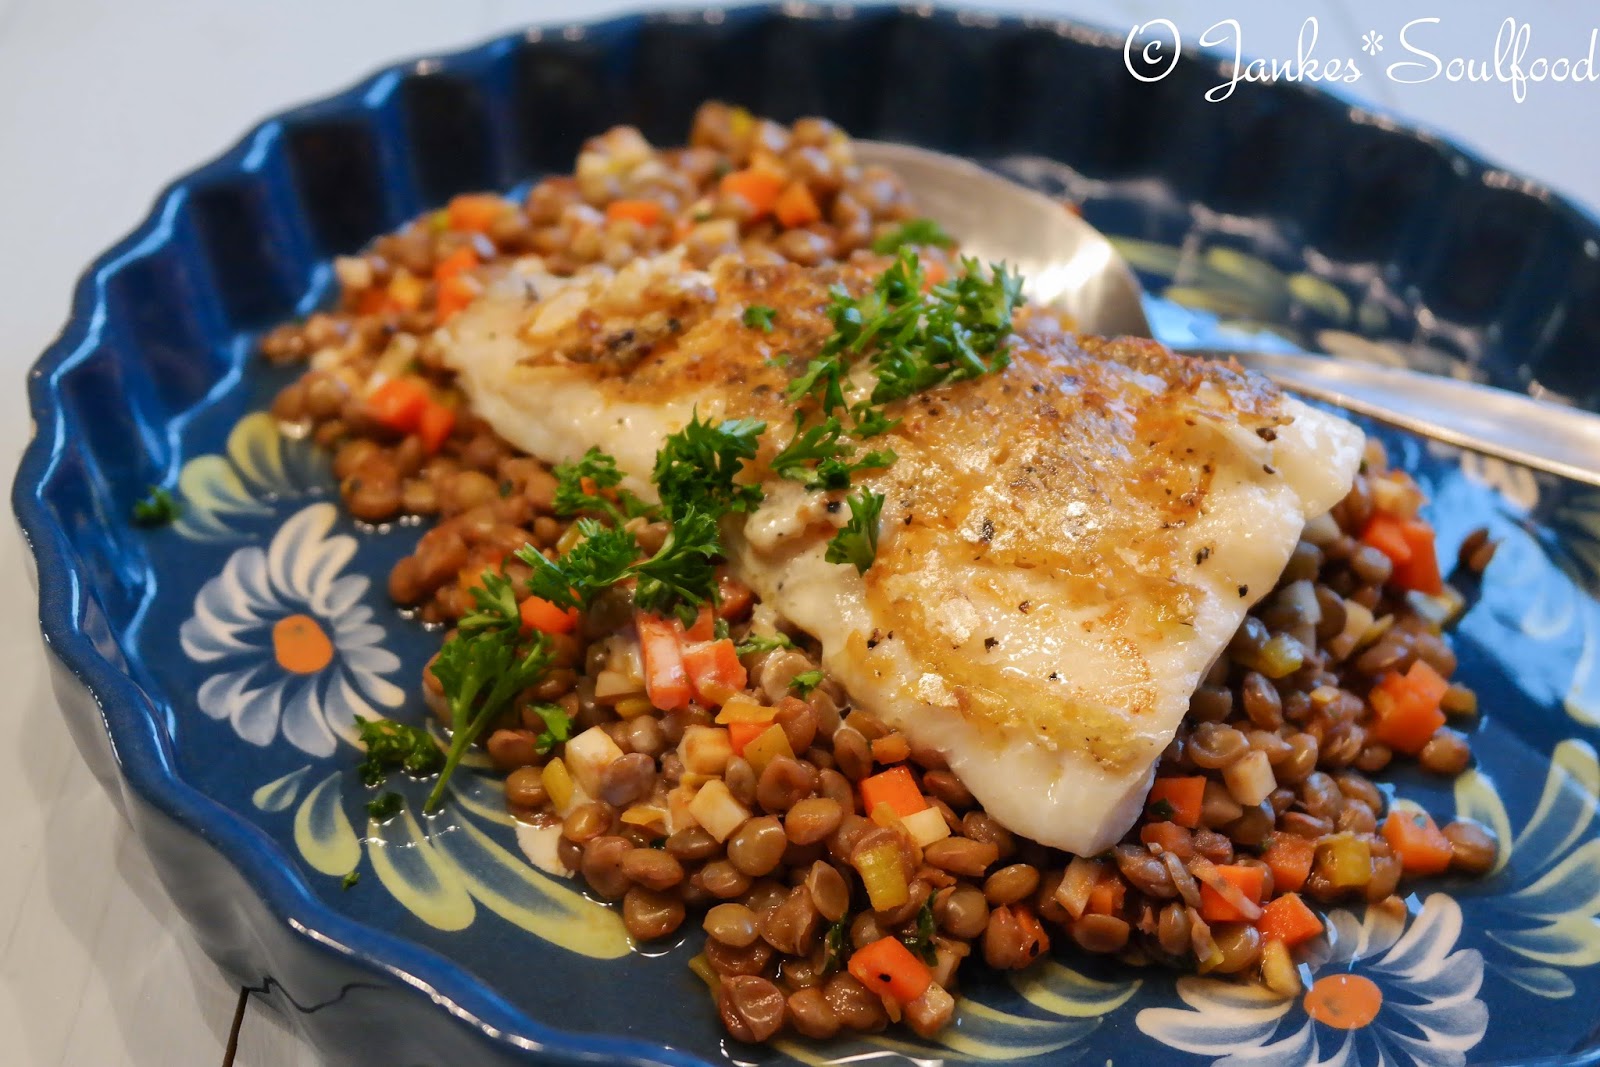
top-left (856, 140), bottom-right (1600, 489)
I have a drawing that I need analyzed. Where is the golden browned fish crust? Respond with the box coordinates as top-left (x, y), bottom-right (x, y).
top-left (858, 327), bottom-right (1289, 766)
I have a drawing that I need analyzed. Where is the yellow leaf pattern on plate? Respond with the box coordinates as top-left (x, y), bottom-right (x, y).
top-left (294, 770), bottom-right (360, 877)
top-left (173, 413), bottom-right (329, 541)
top-left (366, 799), bottom-right (476, 932)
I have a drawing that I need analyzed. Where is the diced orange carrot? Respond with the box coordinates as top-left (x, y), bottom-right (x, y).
top-left (1395, 519), bottom-right (1444, 594)
top-left (415, 400), bottom-right (456, 454)
top-left (637, 613), bottom-right (691, 711)
top-left (849, 936), bottom-right (932, 1004)
top-left (727, 720), bottom-right (766, 757)
top-left (1147, 776), bottom-right (1207, 828)
top-left (1086, 877), bottom-right (1125, 917)
top-left (433, 244), bottom-right (479, 283)
top-left (681, 638), bottom-right (748, 707)
top-left (1360, 514), bottom-right (1413, 565)
top-left (519, 595), bottom-right (579, 636)
top-left (715, 570), bottom-right (754, 620)
top-left (1256, 892), bottom-right (1323, 948)
top-left (676, 604), bottom-right (716, 645)
top-left (605, 199), bottom-right (664, 227)
top-left (355, 287), bottom-right (391, 315)
top-left (446, 193), bottom-right (506, 233)
top-left (1198, 864), bottom-right (1267, 923)
top-left (871, 734), bottom-right (912, 765)
top-left (859, 766), bottom-right (927, 819)
top-left (1382, 808), bottom-right (1454, 876)
top-left (720, 167), bottom-right (786, 218)
top-left (1012, 904), bottom-right (1051, 959)
top-left (435, 274), bottom-right (478, 324)
top-left (921, 259), bottom-right (949, 289)
top-left (366, 377), bottom-right (430, 432)
top-left (1141, 821), bottom-right (1191, 854)
top-left (1262, 834), bottom-right (1317, 894)
top-left (774, 181), bottom-right (821, 228)
top-left (459, 558), bottom-right (502, 599)
top-left (1369, 660), bottom-right (1449, 755)
top-left (1362, 515), bottom-right (1444, 594)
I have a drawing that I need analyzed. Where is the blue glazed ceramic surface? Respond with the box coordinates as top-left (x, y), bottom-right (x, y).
top-left (14, 6), bottom-right (1600, 1066)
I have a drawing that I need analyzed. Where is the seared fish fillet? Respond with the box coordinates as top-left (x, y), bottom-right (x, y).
top-left (441, 251), bottom-right (1364, 855)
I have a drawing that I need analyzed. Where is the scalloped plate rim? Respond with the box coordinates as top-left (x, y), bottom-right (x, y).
top-left (10, 5), bottom-right (1600, 1067)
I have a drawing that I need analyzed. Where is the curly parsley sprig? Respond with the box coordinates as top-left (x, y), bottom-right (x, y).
top-left (826, 488), bottom-right (885, 574)
top-left (356, 718), bottom-right (443, 788)
top-left (652, 411), bottom-right (767, 520)
top-left (552, 447), bottom-right (657, 526)
top-left (425, 625), bottom-right (554, 811)
top-left (630, 507), bottom-right (722, 621)
top-left (785, 249), bottom-right (1023, 420)
top-left (517, 506), bottom-right (723, 627)
top-left (872, 217), bottom-right (954, 255)
top-left (519, 520), bottom-right (639, 612)
top-left (769, 415), bottom-right (896, 492)
top-left (132, 485), bottom-right (182, 527)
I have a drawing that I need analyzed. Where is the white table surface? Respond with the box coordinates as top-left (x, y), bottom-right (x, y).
top-left (1, 1), bottom-right (1595, 1063)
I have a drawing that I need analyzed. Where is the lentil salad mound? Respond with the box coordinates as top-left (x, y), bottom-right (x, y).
top-left (260, 101), bottom-right (1499, 1045)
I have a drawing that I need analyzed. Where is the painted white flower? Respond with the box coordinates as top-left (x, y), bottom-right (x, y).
top-left (181, 502), bottom-right (403, 757)
top-left (1137, 893), bottom-right (1487, 1067)
top-left (1456, 741), bottom-right (1600, 997)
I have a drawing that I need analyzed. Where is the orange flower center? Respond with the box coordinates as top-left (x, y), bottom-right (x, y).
top-left (272, 614), bottom-right (334, 674)
top-left (1304, 973), bottom-right (1383, 1030)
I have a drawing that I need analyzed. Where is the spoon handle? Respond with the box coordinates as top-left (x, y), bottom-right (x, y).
top-left (1187, 348), bottom-right (1600, 490)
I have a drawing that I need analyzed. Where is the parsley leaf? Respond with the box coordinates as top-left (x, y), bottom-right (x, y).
top-left (898, 901), bottom-right (939, 965)
top-left (742, 304), bottom-right (778, 332)
top-left (789, 669), bottom-right (825, 697)
top-left (631, 507), bottom-right (722, 624)
top-left (425, 630), bottom-right (554, 811)
top-left (132, 485), bottom-right (182, 527)
top-left (652, 412), bottom-right (766, 519)
top-left (552, 446), bottom-right (656, 525)
top-left (356, 718), bottom-right (444, 787)
top-left (770, 415), bottom-right (895, 491)
top-left (872, 218), bottom-right (955, 254)
top-left (850, 405), bottom-right (901, 438)
top-left (826, 488), bottom-right (885, 574)
top-left (736, 632), bottom-right (793, 656)
top-left (528, 703), bottom-right (572, 754)
top-left (785, 251), bottom-right (1021, 430)
top-left (456, 569), bottom-right (523, 634)
top-left (516, 508), bottom-right (721, 626)
top-left (812, 448), bottom-right (895, 492)
top-left (868, 254), bottom-right (1023, 405)
top-left (341, 870), bottom-right (361, 891)
top-left (785, 353), bottom-right (849, 416)
top-left (518, 520), bottom-right (640, 611)
top-left (366, 791), bottom-right (404, 821)
top-left (823, 917), bottom-right (852, 974)
top-left (770, 416), bottom-right (849, 478)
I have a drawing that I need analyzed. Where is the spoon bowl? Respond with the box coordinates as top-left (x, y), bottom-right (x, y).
top-left (856, 140), bottom-right (1152, 337)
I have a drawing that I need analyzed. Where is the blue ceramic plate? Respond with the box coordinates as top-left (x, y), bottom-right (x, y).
top-left (15, 6), bottom-right (1600, 1066)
